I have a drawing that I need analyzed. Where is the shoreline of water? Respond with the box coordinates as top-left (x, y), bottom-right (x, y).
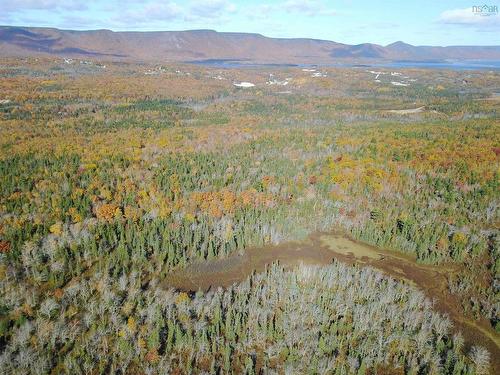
top-left (162, 231), bottom-right (500, 373)
top-left (186, 59), bottom-right (500, 71)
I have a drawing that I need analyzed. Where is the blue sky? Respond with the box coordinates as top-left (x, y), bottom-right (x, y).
top-left (0, 0), bottom-right (499, 46)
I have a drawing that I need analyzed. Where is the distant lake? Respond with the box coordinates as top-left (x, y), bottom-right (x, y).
top-left (187, 59), bottom-right (500, 71)
top-left (371, 60), bottom-right (500, 71)
top-left (186, 59), bottom-right (298, 69)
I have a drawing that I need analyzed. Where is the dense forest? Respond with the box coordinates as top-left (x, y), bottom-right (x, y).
top-left (0, 58), bottom-right (498, 374)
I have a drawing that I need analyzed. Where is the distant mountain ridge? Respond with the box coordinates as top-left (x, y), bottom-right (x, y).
top-left (1, 26), bottom-right (500, 63)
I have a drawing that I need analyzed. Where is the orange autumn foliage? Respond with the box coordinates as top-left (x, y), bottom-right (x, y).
top-left (95, 203), bottom-right (121, 221)
top-left (0, 240), bottom-right (11, 253)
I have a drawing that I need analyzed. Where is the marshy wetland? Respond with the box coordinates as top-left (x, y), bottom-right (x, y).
top-left (0, 57), bottom-right (499, 374)
top-left (164, 232), bottom-right (500, 373)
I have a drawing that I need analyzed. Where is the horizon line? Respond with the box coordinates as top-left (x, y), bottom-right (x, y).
top-left (2, 25), bottom-right (500, 49)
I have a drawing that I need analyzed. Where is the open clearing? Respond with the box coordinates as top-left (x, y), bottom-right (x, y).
top-left (387, 106), bottom-right (425, 114)
top-left (163, 231), bottom-right (500, 373)
top-left (475, 93), bottom-right (500, 101)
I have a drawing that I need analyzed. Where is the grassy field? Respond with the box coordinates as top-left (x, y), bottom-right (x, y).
top-left (0, 57), bottom-right (499, 374)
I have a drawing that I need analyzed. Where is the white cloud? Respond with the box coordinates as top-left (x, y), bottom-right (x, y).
top-left (244, 4), bottom-right (276, 20)
top-left (188, 0), bottom-right (237, 20)
top-left (243, 1), bottom-right (336, 21)
top-left (110, 4), bottom-right (182, 27)
top-left (439, 7), bottom-right (499, 29)
top-left (283, 0), bottom-right (337, 17)
top-left (0, 0), bottom-right (88, 12)
top-left (109, 0), bottom-right (238, 27)
top-left (1, 0), bottom-right (238, 26)
top-left (134, 2), bottom-right (183, 22)
top-left (0, 0), bottom-right (90, 26)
